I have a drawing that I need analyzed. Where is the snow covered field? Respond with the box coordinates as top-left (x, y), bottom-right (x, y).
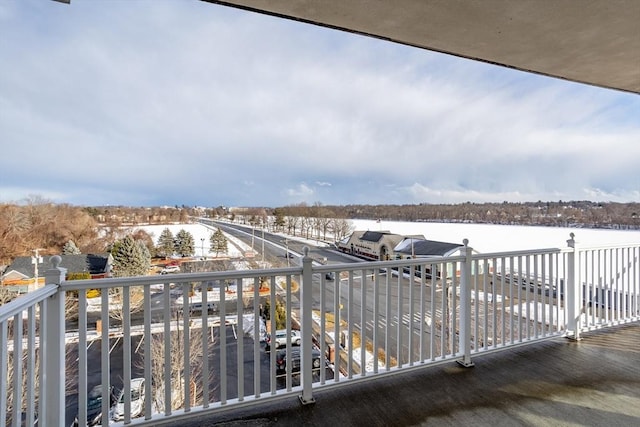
top-left (134, 223), bottom-right (248, 258)
top-left (350, 219), bottom-right (640, 254)
top-left (133, 219), bottom-right (640, 258)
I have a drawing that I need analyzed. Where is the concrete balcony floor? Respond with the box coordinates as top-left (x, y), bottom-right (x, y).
top-left (181, 322), bottom-right (640, 426)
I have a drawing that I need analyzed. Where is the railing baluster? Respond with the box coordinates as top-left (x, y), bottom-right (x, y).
top-left (284, 275), bottom-right (292, 391)
top-left (334, 270), bottom-right (342, 379)
top-left (236, 277), bottom-right (243, 403)
top-left (440, 262), bottom-right (447, 359)
top-left (395, 265), bottom-right (402, 366)
top-left (163, 282), bottom-right (172, 415)
top-left (26, 305), bottom-right (36, 427)
top-left (100, 288), bottom-right (110, 427)
top-left (419, 264), bottom-right (426, 363)
top-left (542, 254), bottom-right (549, 336)
top-left (385, 267), bottom-right (391, 369)
top-left (319, 273), bottom-right (327, 384)
top-left (251, 277), bottom-right (259, 399)
top-left (348, 270), bottom-right (354, 377)
top-left (373, 268), bottom-right (380, 372)
top-left (361, 267), bottom-right (368, 373)
top-left (482, 258), bottom-right (489, 349)
top-left (144, 284), bottom-right (152, 420)
top-left (268, 276), bottom-right (276, 393)
top-left (429, 263), bottom-right (436, 360)
top-left (300, 248), bottom-right (314, 403)
top-left (183, 282), bottom-right (191, 412)
top-left (78, 289), bottom-right (88, 427)
top-left (123, 285), bottom-right (132, 423)
top-left (12, 311), bottom-right (23, 427)
top-left (220, 279), bottom-right (227, 405)
top-left (0, 318), bottom-right (7, 425)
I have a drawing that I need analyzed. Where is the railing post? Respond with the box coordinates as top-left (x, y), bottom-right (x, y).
top-left (41, 255), bottom-right (66, 427)
top-left (566, 233), bottom-right (582, 340)
top-left (457, 239), bottom-right (474, 367)
top-left (299, 247), bottom-right (315, 404)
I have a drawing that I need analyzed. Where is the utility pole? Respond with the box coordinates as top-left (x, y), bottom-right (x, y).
top-left (261, 226), bottom-right (265, 265)
top-left (31, 248), bottom-right (43, 290)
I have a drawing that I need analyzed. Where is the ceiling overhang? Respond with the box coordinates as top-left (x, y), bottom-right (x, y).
top-left (203, 0), bottom-right (640, 94)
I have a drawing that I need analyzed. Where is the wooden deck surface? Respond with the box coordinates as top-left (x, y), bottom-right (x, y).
top-left (180, 322), bottom-right (640, 426)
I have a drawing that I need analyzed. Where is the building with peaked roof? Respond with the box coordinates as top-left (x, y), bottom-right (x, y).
top-left (337, 230), bottom-right (409, 261)
top-left (1, 254), bottom-right (112, 292)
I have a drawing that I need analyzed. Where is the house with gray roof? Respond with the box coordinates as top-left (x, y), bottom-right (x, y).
top-left (1, 254), bottom-right (112, 292)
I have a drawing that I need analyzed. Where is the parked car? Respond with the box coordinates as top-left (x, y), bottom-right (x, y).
top-left (112, 378), bottom-right (145, 421)
top-left (176, 301), bottom-right (217, 315)
top-left (275, 348), bottom-right (322, 373)
top-left (265, 329), bottom-right (301, 351)
top-left (161, 265), bottom-right (180, 274)
top-left (72, 384), bottom-right (116, 426)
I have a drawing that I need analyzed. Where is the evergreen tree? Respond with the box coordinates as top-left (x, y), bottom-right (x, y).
top-left (209, 228), bottom-right (228, 257)
top-left (62, 240), bottom-right (81, 255)
top-left (112, 235), bottom-right (151, 277)
top-left (174, 229), bottom-right (195, 257)
top-left (157, 227), bottom-right (175, 258)
top-left (137, 239), bottom-right (151, 262)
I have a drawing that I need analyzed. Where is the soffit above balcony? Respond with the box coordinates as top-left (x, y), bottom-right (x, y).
top-left (204, 0), bottom-right (640, 94)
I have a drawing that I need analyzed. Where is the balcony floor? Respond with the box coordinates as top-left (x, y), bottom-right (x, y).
top-left (181, 322), bottom-right (640, 426)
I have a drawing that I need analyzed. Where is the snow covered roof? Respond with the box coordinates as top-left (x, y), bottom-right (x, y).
top-left (2, 254), bottom-right (112, 279)
top-left (394, 238), bottom-right (463, 257)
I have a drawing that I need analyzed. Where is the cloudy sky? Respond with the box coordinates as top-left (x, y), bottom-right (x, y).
top-left (1, 1), bottom-right (639, 208)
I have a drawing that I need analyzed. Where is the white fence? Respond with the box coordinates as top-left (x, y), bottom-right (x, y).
top-left (1, 236), bottom-right (638, 426)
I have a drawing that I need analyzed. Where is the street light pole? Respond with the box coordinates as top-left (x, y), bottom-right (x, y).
top-left (261, 226), bottom-right (265, 264)
top-left (284, 239), bottom-right (289, 267)
top-left (201, 238), bottom-right (205, 258)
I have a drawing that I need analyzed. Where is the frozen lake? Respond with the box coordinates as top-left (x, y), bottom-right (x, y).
top-left (134, 219), bottom-right (640, 257)
top-left (349, 219), bottom-right (640, 254)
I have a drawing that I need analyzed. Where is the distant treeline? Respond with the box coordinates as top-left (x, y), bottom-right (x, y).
top-left (321, 201), bottom-right (640, 230)
top-left (2, 199), bottom-right (638, 264)
top-left (224, 201), bottom-right (640, 231)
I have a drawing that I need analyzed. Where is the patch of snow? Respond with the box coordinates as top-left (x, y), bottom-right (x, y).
top-left (131, 223), bottom-right (248, 258)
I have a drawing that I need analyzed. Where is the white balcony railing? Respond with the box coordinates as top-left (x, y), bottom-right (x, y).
top-left (1, 235), bottom-right (638, 426)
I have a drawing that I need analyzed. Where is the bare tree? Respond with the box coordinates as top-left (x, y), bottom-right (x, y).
top-left (142, 327), bottom-right (215, 414)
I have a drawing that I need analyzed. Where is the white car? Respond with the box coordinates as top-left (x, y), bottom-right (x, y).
top-left (113, 378), bottom-right (145, 421)
top-left (160, 265), bottom-right (180, 274)
top-left (266, 329), bottom-right (301, 351)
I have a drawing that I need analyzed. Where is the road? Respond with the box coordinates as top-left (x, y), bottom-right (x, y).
top-left (199, 220), bottom-right (444, 367)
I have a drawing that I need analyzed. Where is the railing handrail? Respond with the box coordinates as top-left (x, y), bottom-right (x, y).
top-left (59, 266), bottom-right (304, 291)
top-left (0, 284), bottom-right (57, 322)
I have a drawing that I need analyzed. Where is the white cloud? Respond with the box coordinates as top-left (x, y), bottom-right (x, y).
top-left (0, 1), bottom-right (638, 207)
top-left (285, 183), bottom-right (315, 200)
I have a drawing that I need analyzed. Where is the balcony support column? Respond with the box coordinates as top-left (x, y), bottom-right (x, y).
top-left (566, 233), bottom-right (582, 340)
top-left (42, 255), bottom-right (67, 427)
top-left (299, 247), bottom-right (316, 405)
top-left (457, 240), bottom-right (474, 368)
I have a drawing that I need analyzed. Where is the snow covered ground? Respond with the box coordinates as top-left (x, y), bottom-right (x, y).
top-left (349, 219), bottom-right (640, 254)
top-left (132, 219), bottom-right (640, 258)
top-left (132, 223), bottom-right (249, 258)
top-left (127, 219), bottom-right (639, 375)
